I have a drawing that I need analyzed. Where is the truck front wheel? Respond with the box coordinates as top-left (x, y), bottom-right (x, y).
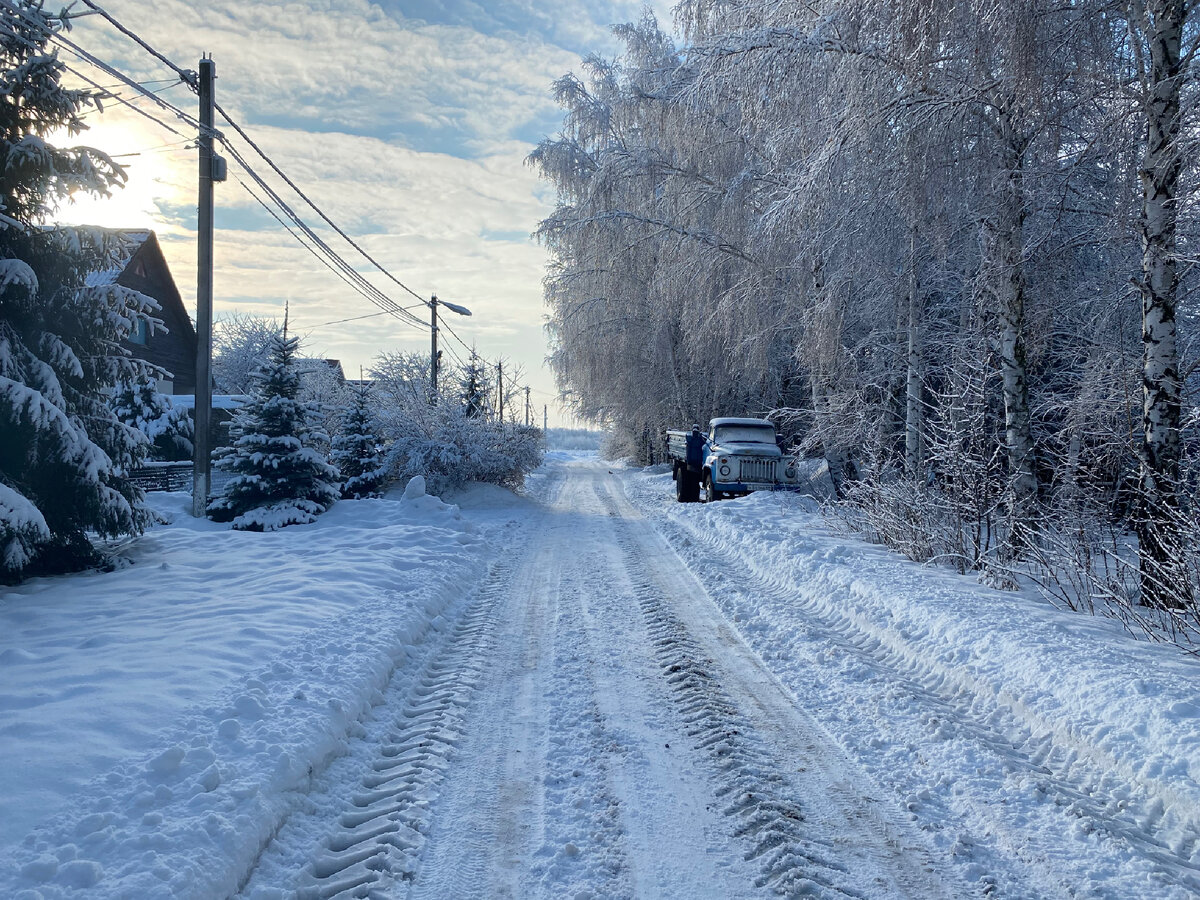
top-left (705, 473), bottom-right (721, 503)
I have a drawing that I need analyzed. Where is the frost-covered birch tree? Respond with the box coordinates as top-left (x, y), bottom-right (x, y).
top-left (1126, 0), bottom-right (1197, 607)
top-left (535, 0), bottom-right (1198, 611)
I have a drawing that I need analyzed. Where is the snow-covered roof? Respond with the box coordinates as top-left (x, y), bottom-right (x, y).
top-left (168, 394), bottom-right (250, 411)
top-left (83, 230), bottom-right (152, 288)
top-left (296, 358), bottom-right (346, 381)
top-left (709, 417), bottom-right (775, 428)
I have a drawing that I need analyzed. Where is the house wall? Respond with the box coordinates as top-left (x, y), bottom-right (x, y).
top-left (118, 236), bottom-right (197, 394)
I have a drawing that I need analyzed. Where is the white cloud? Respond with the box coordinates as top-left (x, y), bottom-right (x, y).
top-left (54, 0), bottom-right (668, 423)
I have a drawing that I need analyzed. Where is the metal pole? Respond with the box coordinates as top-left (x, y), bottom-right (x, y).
top-left (192, 56), bottom-right (215, 517)
top-left (429, 294), bottom-right (438, 404)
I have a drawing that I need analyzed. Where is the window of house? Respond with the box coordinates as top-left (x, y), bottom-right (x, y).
top-left (129, 318), bottom-right (148, 345)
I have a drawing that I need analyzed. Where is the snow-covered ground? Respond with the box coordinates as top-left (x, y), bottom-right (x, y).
top-left (623, 465), bottom-right (1200, 898)
top-left (3, 453), bottom-right (1199, 898)
top-left (0, 478), bottom-right (531, 897)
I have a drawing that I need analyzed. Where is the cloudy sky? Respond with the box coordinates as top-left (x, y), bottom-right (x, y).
top-left (58, 0), bottom-right (675, 425)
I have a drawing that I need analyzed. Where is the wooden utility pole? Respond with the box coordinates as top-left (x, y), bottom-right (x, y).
top-left (496, 361), bottom-right (504, 423)
top-left (429, 294), bottom-right (439, 404)
top-left (524, 386), bottom-right (531, 426)
top-left (543, 404), bottom-right (547, 432)
top-left (192, 55), bottom-right (215, 518)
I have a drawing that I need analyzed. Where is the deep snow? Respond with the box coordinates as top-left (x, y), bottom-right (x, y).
top-left (0, 478), bottom-right (530, 896)
top-left (2, 453), bottom-right (1199, 898)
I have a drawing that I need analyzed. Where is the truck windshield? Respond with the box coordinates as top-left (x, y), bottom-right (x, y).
top-left (713, 424), bottom-right (776, 443)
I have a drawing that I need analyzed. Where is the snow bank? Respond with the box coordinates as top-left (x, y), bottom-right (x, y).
top-left (625, 470), bottom-right (1200, 891)
top-left (0, 487), bottom-right (521, 898)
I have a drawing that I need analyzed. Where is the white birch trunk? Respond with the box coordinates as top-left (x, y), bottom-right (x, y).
top-left (983, 138), bottom-right (1038, 543)
top-left (904, 228), bottom-right (923, 480)
top-left (1133, 0), bottom-right (1188, 607)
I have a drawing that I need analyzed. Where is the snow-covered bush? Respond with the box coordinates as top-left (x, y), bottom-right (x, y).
top-left (330, 382), bottom-right (386, 499)
top-left (108, 376), bottom-right (193, 463)
top-left (208, 330), bottom-right (339, 531)
top-left (212, 313), bottom-right (282, 394)
top-left (1, 3), bottom-right (158, 582)
top-left (371, 352), bottom-right (544, 495)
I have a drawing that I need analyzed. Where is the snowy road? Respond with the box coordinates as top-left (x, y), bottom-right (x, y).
top-left (238, 461), bottom-right (958, 899)
top-left (9, 455), bottom-right (1200, 899)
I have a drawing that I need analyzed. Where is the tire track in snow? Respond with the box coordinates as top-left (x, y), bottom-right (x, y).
top-left (642, 483), bottom-right (1200, 899)
top-left (409, 470), bottom-right (633, 900)
top-left (236, 471), bottom-right (569, 900)
top-left (592, 476), bottom-right (956, 900)
top-left (237, 563), bottom-right (507, 899)
top-left (525, 553), bottom-right (632, 898)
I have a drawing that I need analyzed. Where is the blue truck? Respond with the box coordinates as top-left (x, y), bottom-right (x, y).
top-left (665, 417), bottom-right (799, 503)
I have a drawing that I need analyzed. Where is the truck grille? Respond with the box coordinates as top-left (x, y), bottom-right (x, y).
top-left (738, 458), bottom-right (775, 483)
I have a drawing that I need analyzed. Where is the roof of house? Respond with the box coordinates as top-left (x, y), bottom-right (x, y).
top-left (297, 358), bottom-right (346, 381)
top-left (84, 230), bottom-right (153, 288)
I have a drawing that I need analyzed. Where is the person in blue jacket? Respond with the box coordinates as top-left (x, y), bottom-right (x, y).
top-left (685, 423), bottom-right (705, 472)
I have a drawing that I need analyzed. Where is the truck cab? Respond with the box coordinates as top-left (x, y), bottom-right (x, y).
top-left (702, 417), bottom-right (798, 501)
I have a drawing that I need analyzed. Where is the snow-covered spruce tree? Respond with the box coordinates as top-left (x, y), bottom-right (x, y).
top-left (1, 2), bottom-right (159, 582)
top-left (207, 329), bottom-right (339, 530)
top-left (330, 381), bottom-right (385, 499)
top-left (108, 375), bottom-right (193, 462)
top-left (459, 349), bottom-right (490, 419)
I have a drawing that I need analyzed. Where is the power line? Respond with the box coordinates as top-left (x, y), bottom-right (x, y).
top-left (89, 77), bottom-right (179, 90)
top-left (49, 27), bottom-right (202, 134)
top-left (80, 78), bottom-right (186, 113)
top-left (56, 57), bottom-right (191, 139)
top-left (439, 315), bottom-right (475, 355)
top-left (223, 140), bottom-right (426, 329)
top-left (76, 0), bottom-right (195, 83)
top-left (233, 173), bottom-right (427, 333)
top-left (212, 99), bottom-right (428, 306)
top-left (32, 0), bottom-right (484, 353)
top-left (54, 0), bottom-right (435, 322)
top-left (306, 309), bottom-right (396, 329)
top-left (0, 0), bottom-right (191, 140)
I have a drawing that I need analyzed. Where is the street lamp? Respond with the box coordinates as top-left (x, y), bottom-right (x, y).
top-left (430, 294), bottom-right (472, 402)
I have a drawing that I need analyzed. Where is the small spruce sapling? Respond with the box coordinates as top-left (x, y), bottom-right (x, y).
top-left (330, 381), bottom-right (386, 499)
top-left (109, 375), bottom-right (194, 463)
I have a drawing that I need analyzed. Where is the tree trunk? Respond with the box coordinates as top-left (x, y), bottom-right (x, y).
top-left (1134, 0), bottom-right (1189, 608)
top-left (905, 227), bottom-right (923, 480)
top-left (983, 138), bottom-right (1038, 548)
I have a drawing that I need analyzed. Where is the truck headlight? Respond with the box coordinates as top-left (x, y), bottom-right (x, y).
top-left (785, 463), bottom-right (797, 479)
top-left (719, 464), bottom-right (731, 477)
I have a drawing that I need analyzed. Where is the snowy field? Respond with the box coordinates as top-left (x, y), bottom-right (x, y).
top-left (2, 453), bottom-right (1200, 898)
